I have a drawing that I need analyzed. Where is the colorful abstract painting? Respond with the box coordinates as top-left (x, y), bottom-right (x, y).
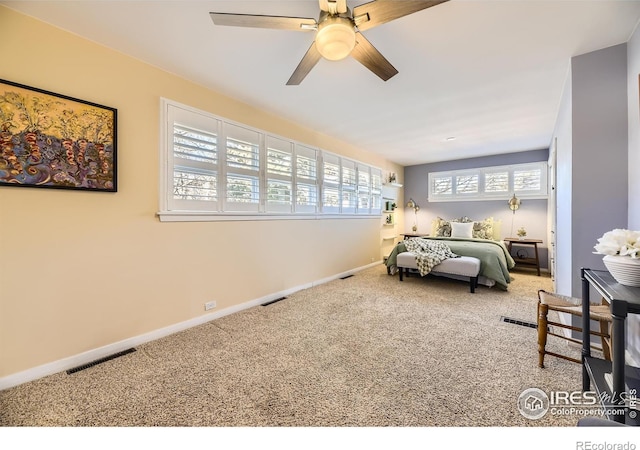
top-left (0, 79), bottom-right (117, 192)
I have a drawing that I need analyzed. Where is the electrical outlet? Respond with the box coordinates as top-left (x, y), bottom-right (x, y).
top-left (204, 301), bottom-right (216, 311)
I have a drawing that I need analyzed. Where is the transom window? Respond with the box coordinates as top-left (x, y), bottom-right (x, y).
top-left (428, 162), bottom-right (548, 202)
top-left (159, 99), bottom-right (382, 221)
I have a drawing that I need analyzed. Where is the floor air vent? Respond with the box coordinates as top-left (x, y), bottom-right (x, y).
top-left (262, 296), bottom-right (287, 307)
top-left (340, 274), bottom-right (354, 279)
top-left (66, 348), bottom-right (136, 374)
top-left (500, 316), bottom-right (538, 329)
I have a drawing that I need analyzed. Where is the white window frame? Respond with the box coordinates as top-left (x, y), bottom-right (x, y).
top-left (158, 98), bottom-right (382, 221)
top-left (428, 162), bottom-right (548, 202)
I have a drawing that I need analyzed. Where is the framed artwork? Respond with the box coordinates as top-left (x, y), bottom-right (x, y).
top-left (0, 79), bottom-right (117, 192)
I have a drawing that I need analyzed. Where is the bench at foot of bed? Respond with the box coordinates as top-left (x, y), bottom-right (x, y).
top-left (396, 252), bottom-right (481, 293)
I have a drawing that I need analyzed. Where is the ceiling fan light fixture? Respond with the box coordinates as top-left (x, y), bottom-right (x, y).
top-left (315, 17), bottom-right (355, 61)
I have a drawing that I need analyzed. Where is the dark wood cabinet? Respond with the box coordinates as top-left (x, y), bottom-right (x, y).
top-left (581, 268), bottom-right (640, 425)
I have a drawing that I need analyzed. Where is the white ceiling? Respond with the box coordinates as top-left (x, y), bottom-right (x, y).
top-left (4, 0), bottom-right (640, 166)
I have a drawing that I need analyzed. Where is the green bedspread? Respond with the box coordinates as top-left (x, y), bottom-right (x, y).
top-left (386, 237), bottom-right (516, 290)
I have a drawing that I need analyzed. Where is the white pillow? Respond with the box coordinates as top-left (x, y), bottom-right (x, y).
top-left (451, 221), bottom-right (474, 238)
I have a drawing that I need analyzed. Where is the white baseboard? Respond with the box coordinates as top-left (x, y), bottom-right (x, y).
top-left (0, 261), bottom-right (381, 391)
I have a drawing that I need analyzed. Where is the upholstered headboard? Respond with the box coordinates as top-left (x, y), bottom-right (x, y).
top-left (430, 217), bottom-right (502, 241)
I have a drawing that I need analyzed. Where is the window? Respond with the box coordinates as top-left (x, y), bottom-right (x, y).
top-left (166, 105), bottom-right (220, 212)
top-left (224, 123), bottom-right (260, 211)
top-left (370, 168), bottom-right (382, 211)
top-left (428, 162), bottom-right (547, 202)
top-left (266, 136), bottom-right (293, 213)
top-left (431, 175), bottom-right (452, 196)
top-left (159, 98), bottom-right (381, 221)
top-left (322, 153), bottom-right (341, 214)
top-left (357, 163), bottom-right (371, 214)
top-left (455, 173), bottom-right (478, 195)
top-left (295, 144), bottom-right (317, 213)
top-left (484, 170), bottom-right (509, 194)
top-left (514, 166), bottom-right (542, 192)
top-left (341, 159), bottom-right (357, 214)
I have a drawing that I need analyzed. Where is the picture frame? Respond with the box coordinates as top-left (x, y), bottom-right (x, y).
top-left (0, 79), bottom-right (117, 192)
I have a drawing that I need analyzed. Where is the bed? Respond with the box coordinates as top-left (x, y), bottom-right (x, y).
top-left (385, 217), bottom-right (516, 290)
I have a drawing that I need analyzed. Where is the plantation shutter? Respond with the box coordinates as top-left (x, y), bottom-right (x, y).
top-left (295, 144), bottom-right (318, 213)
top-left (266, 136), bottom-right (293, 213)
top-left (322, 152), bottom-right (340, 213)
top-left (224, 123), bottom-right (260, 212)
top-left (341, 159), bottom-right (357, 214)
top-left (514, 166), bottom-right (542, 193)
top-left (484, 169), bottom-right (509, 197)
top-left (168, 104), bottom-right (220, 211)
top-left (357, 163), bottom-right (371, 214)
top-left (370, 168), bottom-right (382, 213)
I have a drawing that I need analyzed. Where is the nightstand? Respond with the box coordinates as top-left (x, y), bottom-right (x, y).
top-left (504, 238), bottom-right (543, 276)
top-left (401, 233), bottom-right (430, 239)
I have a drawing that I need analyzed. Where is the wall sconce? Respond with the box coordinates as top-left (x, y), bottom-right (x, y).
top-left (508, 194), bottom-right (521, 214)
top-left (406, 198), bottom-right (420, 232)
top-left (508, 194), bottom-right (521, 237)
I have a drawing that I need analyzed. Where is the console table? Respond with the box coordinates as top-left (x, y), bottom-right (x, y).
top-left (581, 268), bottom-right (640, 425)
top-left (504, 238), bottom-right (542, 276)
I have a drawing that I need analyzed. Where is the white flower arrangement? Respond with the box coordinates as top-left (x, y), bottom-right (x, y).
top-left (593, 229), bottom-right (640, 259)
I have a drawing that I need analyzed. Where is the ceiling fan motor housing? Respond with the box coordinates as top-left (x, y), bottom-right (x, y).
top-left (315, 12), bottom-right (355, 61)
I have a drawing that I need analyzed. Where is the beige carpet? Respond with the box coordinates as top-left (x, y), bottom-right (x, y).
top-left (0, 265), bottom-right (589, 427)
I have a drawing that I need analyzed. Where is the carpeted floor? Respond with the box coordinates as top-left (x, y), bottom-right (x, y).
top-left (0, 264), bottom-right (591, 427)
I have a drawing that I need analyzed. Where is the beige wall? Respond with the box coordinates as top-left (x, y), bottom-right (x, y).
top-left (0, 7), bottom-right (403, 381)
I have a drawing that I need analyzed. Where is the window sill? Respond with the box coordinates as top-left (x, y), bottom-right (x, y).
top-left (156, 211), bottom-right (381, 222)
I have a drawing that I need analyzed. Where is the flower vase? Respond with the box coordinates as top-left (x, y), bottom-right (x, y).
top-left (602, 255), bottom-right (640, 287)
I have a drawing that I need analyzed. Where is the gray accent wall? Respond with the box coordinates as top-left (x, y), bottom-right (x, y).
top-left (553, 43), bottom-right (629, 298)
top-left (405, 149), bottom-right (549, 269)
top-left (552, 42), bottom-right (636, 364)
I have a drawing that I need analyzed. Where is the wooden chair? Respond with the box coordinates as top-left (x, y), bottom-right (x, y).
top-left (537, 289), bottom-right (612, 368)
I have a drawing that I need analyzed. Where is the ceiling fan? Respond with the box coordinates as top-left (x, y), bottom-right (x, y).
top-left (209, 0), bottom-right (448, 85)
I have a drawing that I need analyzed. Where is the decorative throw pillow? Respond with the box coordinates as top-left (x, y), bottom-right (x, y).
top-left (434, 217), bottom-right (451, 237)
top-left (451, 221), bottom-right (474, 238)
top-left (473, 217), bottom-right (494, 240)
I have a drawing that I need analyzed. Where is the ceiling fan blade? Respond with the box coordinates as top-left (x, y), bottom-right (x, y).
top-left (286, 42), bottom-right (323, 85)
top-left (351, 33), bottom-right (398, 81)
top-left (353, 0), bottom-right (448, 32)
top-left (319, 0), bottom-right (348, 14)
top-left (209, 12), bottom-right (317, 31)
